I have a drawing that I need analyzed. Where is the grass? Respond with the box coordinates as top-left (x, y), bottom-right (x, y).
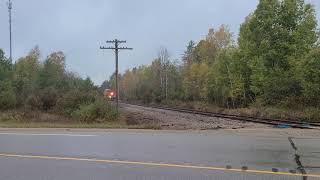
top-left (0, 120), bottom-right (124, 129)
top-left (156, 100), bottom-right (320, 123)
top-left (0, 110), bottom-right (162, 129)
top-left (0, 121), bottom-right (162, 129)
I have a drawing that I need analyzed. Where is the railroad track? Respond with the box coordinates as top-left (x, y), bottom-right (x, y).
top-left (121, 102), bottom-right (320, 129)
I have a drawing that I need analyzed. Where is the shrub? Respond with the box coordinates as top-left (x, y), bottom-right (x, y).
top-left (0, 80), bottom-right (16, 109)
top-left (39, 87), bottom-right (59, 111)
top-left (25, 94), bottom-right (41, 110)
top-left (55, 89), bottom-right (96, 116)
top-left (300, 49), bottom-right (320, 107)
top-left (71, 98), bottom-right (117, 123)
top-left (25, 87), bottom-right (58, 111)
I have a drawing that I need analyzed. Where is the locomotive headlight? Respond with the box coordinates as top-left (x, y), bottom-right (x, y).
top-left (110, 92), bottom-right (114, 96)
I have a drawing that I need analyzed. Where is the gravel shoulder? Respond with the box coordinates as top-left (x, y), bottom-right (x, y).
top-left (121, 103), bottom-right (271, 130)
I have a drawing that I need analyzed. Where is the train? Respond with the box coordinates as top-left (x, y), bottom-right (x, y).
top-left (104, 89), bottom-right (116, 100)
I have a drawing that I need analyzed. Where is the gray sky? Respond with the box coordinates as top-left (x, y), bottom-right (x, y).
top-left (0, 0), bottom-right (320, 85)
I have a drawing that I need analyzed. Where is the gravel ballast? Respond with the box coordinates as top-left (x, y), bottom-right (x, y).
top-left (121, 103), bottom-right (270, 130)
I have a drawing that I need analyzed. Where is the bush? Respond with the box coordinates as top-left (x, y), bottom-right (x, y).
top-left (25, 94), bottom-right (41, 110)
top-left (55, 89), bottom-right (96, 116)
top-left (71, 98), bottom-right (117, 123)
top-left (0, 80), bottom-right (16, 109)
top-left (262, 70), bottom-right (301, 105)
top-left (25, 87), bottom-right (58, 111)
top-left (300, 49), bottom-right (320, 107)
top-left (39, 87), bottom-right (59, 111)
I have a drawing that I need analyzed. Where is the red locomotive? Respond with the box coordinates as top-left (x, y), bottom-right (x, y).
top-left (104, 89), bottom-right (116, 100)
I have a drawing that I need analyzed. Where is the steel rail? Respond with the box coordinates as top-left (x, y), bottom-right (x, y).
top-left (121, 102), bottom-right (320, 129)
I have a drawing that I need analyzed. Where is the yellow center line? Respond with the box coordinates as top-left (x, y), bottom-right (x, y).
top-left (0, 153), bottom-right (318, 178)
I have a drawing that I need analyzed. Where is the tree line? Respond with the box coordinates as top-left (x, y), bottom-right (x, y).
top-left (107, 0), bottom-right (320, 109)
top-left (0, 47), bottom-right (117, 122)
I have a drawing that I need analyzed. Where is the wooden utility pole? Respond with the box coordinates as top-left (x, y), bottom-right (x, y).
top-left (100, 39), bottom-right (132, 113)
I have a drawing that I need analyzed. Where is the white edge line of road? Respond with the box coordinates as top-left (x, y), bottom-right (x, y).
top-left (0, 132), bottom-right (97, 137)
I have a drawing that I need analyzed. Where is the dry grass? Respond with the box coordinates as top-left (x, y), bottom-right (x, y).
top-left (160, 100), bottom-right (320, 123)
top-left (223, 106), bottom-right (320, 123)
top-left (0, 110), bottom-right (161, 129)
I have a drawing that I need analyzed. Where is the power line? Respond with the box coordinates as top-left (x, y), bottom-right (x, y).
top-left (100, 39), bottom-right (133, 113)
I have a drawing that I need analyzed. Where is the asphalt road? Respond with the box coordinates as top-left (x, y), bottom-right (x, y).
top-left (0, 129), bottom-right (319, 180)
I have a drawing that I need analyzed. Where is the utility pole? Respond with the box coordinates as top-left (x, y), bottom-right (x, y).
top-left (100, 39), bottom-right (132, 113)
top-left (7, 0), bottom-right (13, 63)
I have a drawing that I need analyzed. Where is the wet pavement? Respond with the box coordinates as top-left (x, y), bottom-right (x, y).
top-left (0, 129), bottom-right (319, 180)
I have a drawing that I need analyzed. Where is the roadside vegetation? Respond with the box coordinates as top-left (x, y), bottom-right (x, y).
top-left (0, 47), bottom-right (118, 126)
top-left (104, 0), bottom-right (320, 122)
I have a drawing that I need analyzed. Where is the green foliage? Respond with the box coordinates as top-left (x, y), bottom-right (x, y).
top-left (71, 98), bottom-right (118, 123)
top-left (207, 49), bottom-right (245, 107)
top-left (1, 0), bottom-right (319, 120)
top-left (299, 49), bottom-right (320, 106)
top-left (113, 0), bottom-right (320, 110)
top-left (25, 94), bottom-right (41, 110)
top-left (0, 80), bottom-right (16, 109)
top-left (39, 87), bottom-right (59, 111)
top-left (13, 47), bottom-right (41, 105)
top-left (261, 70), bottom-right (301, 105)
top-left (238, 0), bottom-right (318, 105)
top-left (0, 47), bottom-right (116, 122)
top-left (38, 52), bottom-right (65, 89)
top-left (0, 49), bottom-right (15, 109)
top-left (181, 25), bottom-right (234, 101)
top-left (55, 89), bottom-right (96, 115)
top-left (182, 41), bottom-right (196, 66)
top-left (0, 49), bottom-right (12, 81)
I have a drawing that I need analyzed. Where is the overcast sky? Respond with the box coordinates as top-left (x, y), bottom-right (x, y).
top-left (0, 0), bottom-right (319, 85)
